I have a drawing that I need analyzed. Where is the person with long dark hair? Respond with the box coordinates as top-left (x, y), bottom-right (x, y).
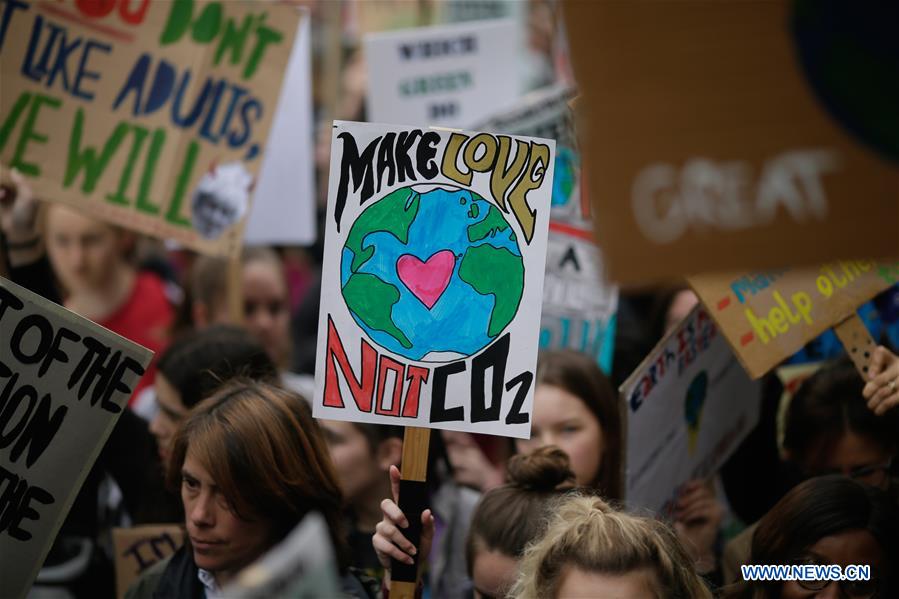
top-left (724, 475), bottom-right (899, 599)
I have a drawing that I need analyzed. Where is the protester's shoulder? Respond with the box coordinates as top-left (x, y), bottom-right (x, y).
top-left (125, 545), bottom-right (200, 599)
top-left (722, 522), bottom-right (758, 585)
top-left (134, 271), bottom-right (174, 306)
top-left (126, 271), bottom-right (175, 334)
top-left (449, 480), bottom-right (481, 515)
top-left (124, 554), bottom-right (172, 599)
top-left (432, 479), bottom-right (481, 524)
top-left (727, 521), bottom-right (757, 554)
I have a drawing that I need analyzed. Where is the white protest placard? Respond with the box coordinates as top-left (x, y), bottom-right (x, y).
top-left (620, 304), bottom-right (761, 515)
top-left (224, 513), bottom-right (340, 598)
top-left (313, 121), bottom-right (554, 438)
top-left (364, 19), bottom-right (522, 127)
top-left (245, 10), bottom-right (316, 247)
top-left (474, 85), bottom-right (618, 372)
top-left (0, 277), bottom-right (153, 599)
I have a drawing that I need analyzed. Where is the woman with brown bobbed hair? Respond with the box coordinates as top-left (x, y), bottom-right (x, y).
top-left (126, 380), bottom-right (373, 598)
top-left (511, 495), bottom-right (713, 599)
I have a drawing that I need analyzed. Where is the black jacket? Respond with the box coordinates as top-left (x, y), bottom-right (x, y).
top-left (124, 545), bottom-right (377, 599)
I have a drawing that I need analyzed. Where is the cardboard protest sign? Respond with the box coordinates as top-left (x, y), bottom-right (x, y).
top-left (112, 525), bottom-right (184, 599)
top-left (0, 0), bottom-right (300, 256)
top-left (689, 260), bottom-right (899, 378)
top-left (364, 19), bottom-right (522, 127)
top-left (620, 304), bottom-right (761, 515)
top-left (0, 277), bottom-right (153, 599)
top-left (224, 513), bottom-right (341, 599)
top-left (562, 1), bottom-right (899, 285)
top-left (244, 10), bottom-right (315, 247)
top-left (475, 85), bottom-right (618, 372)
top-left (313, 121), bottom-right (554, 438)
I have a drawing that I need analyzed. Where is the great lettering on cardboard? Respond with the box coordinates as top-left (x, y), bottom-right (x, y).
top-left (620, 303), bottom-right (761, 515)
top-left (475, 84), bottom-right (618, 372)
top-left (562, 0), bottom-right (899, 285)
top-left (313, 121), bottom-right (554, 438)
top-left (0, 0), bottom-right (299, 255)
top-left (0, 277), bottom-right (153, 599)
top-left (689, 260), bottom-right (899, 379)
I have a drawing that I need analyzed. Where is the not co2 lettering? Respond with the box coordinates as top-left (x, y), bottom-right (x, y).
top-left (323, 317), bottom-right (530, 426)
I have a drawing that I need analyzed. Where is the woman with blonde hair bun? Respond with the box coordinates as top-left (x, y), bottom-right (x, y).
top-left (511, 495), bottom-right (713, 599)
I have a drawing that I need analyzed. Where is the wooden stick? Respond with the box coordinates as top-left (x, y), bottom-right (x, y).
top-left (833, 312), bottom-right (876, 378)
top-left (390, 427), bottom-right (431, 599)
top-left (399, 426), bottom-right (431, 482)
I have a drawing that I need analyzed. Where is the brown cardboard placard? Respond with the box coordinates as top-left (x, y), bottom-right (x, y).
top-left (112, 525), bottom-right (184, 599)
top-left (0, 1), bottom-right (300, 256)
top-left (689, 260), bottom-right (898, 379)
top-left (562, 0), bottom-right (899, 285)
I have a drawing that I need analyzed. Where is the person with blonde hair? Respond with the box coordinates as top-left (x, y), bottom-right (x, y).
top-left (511, 495), bottom-right (713, 599)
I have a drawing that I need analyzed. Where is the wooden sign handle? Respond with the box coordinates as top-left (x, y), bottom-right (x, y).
top-left (833, 313), bottom-right (876, 378)
top-left (390, 426), bottom-right (431, 599)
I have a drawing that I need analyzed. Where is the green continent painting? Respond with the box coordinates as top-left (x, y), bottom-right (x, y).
top-left (340, 186), bottom-right (524, 361)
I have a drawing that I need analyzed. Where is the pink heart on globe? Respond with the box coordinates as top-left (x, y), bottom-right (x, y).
top-left (396, 250), bottom-right (455, 309)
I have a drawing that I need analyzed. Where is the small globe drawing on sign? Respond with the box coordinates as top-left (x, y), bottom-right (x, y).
top-left (341, 185), bottom-right (525, 362)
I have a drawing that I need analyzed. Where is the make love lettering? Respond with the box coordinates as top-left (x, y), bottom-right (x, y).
top-left (313, 121), bottom-right (555, 438)
top-left (0, 0), bottom-right (299, 255)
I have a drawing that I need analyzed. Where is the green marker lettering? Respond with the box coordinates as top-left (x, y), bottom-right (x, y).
top-left (106, 125), bottom-right (148, 206)
top-left (65, 109), bottom-right (129, 193)
top-left (192, 2), bottom-right (222, 43)
top-left (159, 0), bottom-right (192, 45)
top-left (215, 13), bottom-right (254, 67)
top-left (136, 129), bottom-right (165, 215)
top-left (243, 13), bottom-right (282, 79)
top-left (10, 93), bottom-right (61, 177)
top-left (166, 140), bottom-right (198, 228)
top-left (0, 92), bottom-right (32, 153)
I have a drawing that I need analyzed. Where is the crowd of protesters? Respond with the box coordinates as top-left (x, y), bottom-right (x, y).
top-left (3, 1), bottom-right (899, 598)
top-left (4, 158), bottom-right (898, 598)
